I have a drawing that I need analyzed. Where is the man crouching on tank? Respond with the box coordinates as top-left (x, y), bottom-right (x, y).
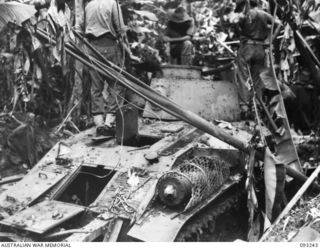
top-left (162, 6), bottom-right (195, 65)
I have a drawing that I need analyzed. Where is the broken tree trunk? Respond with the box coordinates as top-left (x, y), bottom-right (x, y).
top-left (0, 174), bottom-right (24, 185)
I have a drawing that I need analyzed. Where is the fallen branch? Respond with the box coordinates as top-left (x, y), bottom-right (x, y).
top-left (55, 100), bottom-right (80, 135)
top-left (45, 229), bottom-right (90, 238)
top-left (0, 174), bottom-right (24, 185)
top-left (215, 39), bottom-right (236, 57)
top-left (9, 114), bottom-right (24, 126)
top-left (67, 120), bottom-right (81, 134)
top-left (0, 113), bottom-right (8, 118)
top-left (260, 165), bottom-right (320, 241)
top-left (0, 232), bottom-right (31, 242)
top-left (201, 62), bottom-right (233, 76)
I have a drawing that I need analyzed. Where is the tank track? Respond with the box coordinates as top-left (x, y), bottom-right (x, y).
top-left (175, 188), bottom-right (245, 242)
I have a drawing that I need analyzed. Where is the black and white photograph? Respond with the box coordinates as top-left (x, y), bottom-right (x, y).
top-left (0, 0), bottom-right (319, 245)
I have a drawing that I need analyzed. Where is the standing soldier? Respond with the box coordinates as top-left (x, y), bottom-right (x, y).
top-left (233, 0), bottom-right (301, 229)
top-left (233, 0), bottom-right (274, 118)
top-left (84, 0), bottom-right (139, 135)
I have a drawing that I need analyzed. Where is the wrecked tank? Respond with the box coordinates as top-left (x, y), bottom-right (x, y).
top-left (0, 65), bottom-right (252, 242)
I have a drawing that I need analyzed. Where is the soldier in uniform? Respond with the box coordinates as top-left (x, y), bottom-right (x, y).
top-left (163, 6), bottom-right (195, 65)
top-left (234, 0), bottom-right (274, 118)
top-left (84, 0), bottom-right (139, 135)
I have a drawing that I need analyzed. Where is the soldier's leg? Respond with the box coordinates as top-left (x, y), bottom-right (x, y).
top-left (105, 82), bottom-right (125, 126)
top-left (180, 40), bottom-right (193, 65)
top-left (104, 42), bottom-right (125, 127)
top-left (88, 41), bottom-right (108, 127)
top-left (236, 44), bottom-right (252, 110)
top-left (170, 43), bottom-right (181, 65)
top-left (89, 62), bottom-right (105, 126)
top-left (251, 45), bottom-right (266, 100)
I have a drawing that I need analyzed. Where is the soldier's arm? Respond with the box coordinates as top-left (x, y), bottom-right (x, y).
top-left (185, 18), bottom-right (195, 37)
top-left (263, 10), bottom-right (281, 25)
top-left (112, 1), bottom-right (127, 37)
top-left (163, 19), bottom-right (194, 42)
top-left (111, 1), bottom-right (140, 62)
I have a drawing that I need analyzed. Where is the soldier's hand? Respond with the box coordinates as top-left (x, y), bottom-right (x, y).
top-left (130, 54), bottom-right (142, 63)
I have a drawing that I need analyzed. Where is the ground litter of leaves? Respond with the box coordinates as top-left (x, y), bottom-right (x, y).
top-left (0, 113), bottom-right (59, 177)
top-left (264, 193), bottom-right (320, 241)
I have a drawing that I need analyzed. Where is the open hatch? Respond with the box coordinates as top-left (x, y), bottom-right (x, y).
top-left (53, 165), bottom-right (116, 207)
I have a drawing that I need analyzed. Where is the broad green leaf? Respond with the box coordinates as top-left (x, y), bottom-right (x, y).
top-left (132, 9), bottom-right (158, 21)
